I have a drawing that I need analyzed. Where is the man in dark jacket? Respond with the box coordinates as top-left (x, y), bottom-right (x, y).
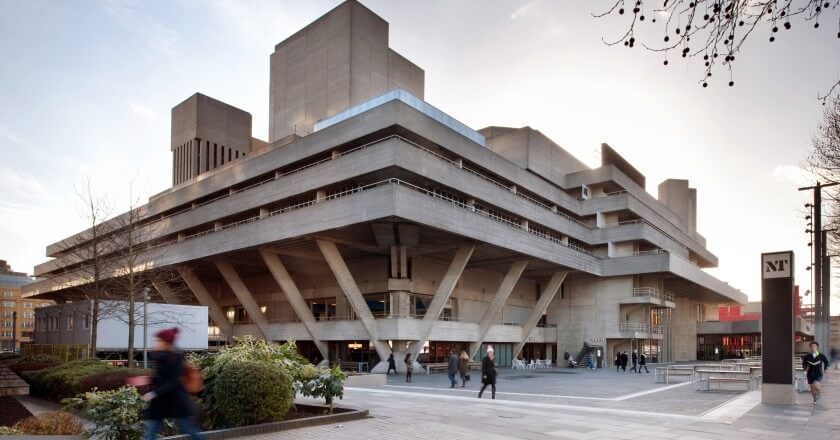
top-left (447, 350), bottom-right (459, 388)
top-left (134, 328), bottom-right (205, 440)
top-left (804, 341), bottom-right (830, 404)
top-left (630, 350), bottom-right (638, 372)
top-left (620, 351), bottom-right (628, 372)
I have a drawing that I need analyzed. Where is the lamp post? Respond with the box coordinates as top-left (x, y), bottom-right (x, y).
top-left (800, 181), bottom-right (838, 348)
top-left (142, 287), bottom-right (150, 369)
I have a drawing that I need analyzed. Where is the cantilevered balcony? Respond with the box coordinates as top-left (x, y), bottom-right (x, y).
top-left (614, 321), bottom-right (664, 340)
top-left (619, 287), bottom-right (676, 308)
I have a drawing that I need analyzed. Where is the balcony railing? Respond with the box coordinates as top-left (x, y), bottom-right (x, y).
top-left (631, 287), bottom-right (676, 303)
top-left (618, 322), bottom-right (664, 334)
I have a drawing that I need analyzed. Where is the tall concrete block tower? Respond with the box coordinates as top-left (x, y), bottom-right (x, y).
top-left (268, 0), bottom-right (425, 141)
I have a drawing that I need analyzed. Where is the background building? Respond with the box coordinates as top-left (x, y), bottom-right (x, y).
top-left (0, 259), bottom-right (51, 351)
top-left (24, 0), bottom-right (747, 370)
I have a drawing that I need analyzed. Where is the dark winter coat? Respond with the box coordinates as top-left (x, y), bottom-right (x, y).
top-left (481, 355), bottom-right (497, 385)
top-left (639, 354), bottom-right (647, 365)
top-left (448, 353), bottom-right (459, 375)
top-left (145, 350), bottom-right (195, 420)
top-left (620, 353), bottom-right (628, 367)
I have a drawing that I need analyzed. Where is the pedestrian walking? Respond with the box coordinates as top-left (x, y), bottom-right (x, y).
top-left (127, 328), bottom-right (205, 440)
top-left (620, 351), bottom-right (628, 372)
top-left (478, 346), bottom-right (497, 399)
top-left (630, 350), bottom-right (638, 372)
top-left (404, 353), bottom-right (413, 383)
top-left (804, 341), bottom-right (830, 404)
top-left (638, 353), bottom-right (649, 373)
top-left (614, 352), bottom-right (620, 372)
top-left (447, 350), bottom-right (459, 388)
top-left (458, 350), bottom-right (470, 387)
top-left (387, 353), bottom-right (397, 375)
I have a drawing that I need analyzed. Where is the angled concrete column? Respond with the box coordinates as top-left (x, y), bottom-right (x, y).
top-left (177, 266), bottom-right (232, 340)
top-left (408, 244), bottom-right (475, 360)
top-left (513, 271), bottom-right (567, 357)
top-left (151, 281), bottom-right (181, 305)
top-left (469, 260), bottom-right (528, 358)
top-left (215, 260), bottom-right (270, 340)
top-left (259, 248), bottom-right (328, 359)
top-left (316, 240), bottom-right (391, 365)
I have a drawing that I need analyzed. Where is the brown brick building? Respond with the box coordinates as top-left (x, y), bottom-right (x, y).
top-left (0, 260), bottom-right (51, 351)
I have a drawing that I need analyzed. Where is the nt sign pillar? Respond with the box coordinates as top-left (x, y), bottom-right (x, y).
top-left (761, 251), bottom-right (795, 405)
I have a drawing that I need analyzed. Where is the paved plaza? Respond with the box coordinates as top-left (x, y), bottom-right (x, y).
top-left (257, 367), bottom-right (840, 439)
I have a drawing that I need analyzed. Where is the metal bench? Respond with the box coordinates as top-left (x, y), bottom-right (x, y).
top-left (701, 376), bottom-right (753, 392)
top-left (425, 362), bottom-right (449, 374)
top-left (655, 366), bottom-right (695, 383)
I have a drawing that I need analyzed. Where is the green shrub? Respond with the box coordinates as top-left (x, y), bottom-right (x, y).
top-left (12, 412), bottom-right (83, 435)
top-left (298, 365), bottom-right (347, 411)
top-left (64, 386), bottom-right (146, 440)
top-left (9, 362), bottom-right (60, 376)
top-left (30, 359), bottom-right (118, 400)
top-left (209, 360), bottom-right (295, 428)
top-left (14, 354), bottom-right (61, 364)
top-left (0, 426), bottom-right (22, 435)
top-left (78, 368), bottom-right (150, 393)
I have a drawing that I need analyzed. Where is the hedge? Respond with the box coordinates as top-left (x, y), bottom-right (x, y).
top-left (208, 360), bottom-right (295, 428)
top-left (78, 368), bottom-right (151, 393)
top-left (30, 359), bottom-right (118, 400)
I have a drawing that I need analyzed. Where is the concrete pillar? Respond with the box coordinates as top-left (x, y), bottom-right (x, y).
top-left (259, 208), bottom-right (269, 219)
top-left (520, 219), bottom-right (529, 231)
top-left (399, 245), bottom-right (408, 278)
top-left (335, 295), bottom-right (351, 320)
top-left (390, 291), bottom-right (411, 317)
top-left (551, 205), bottom-right (558, 213)
top-left (177, 233), bottom-right (185, 242)
top-left (316, 190), bottom-right (327, 203)
top-left (316, 240), bottom-right (391, 367)
top-left (469, 260), bottom-right (528, 358)
top-left (214, 222), bottom-right (223, 232)
top-left (331, 150), bottom-right (340, 159)
top-left (390, 245), bottom-right (399, 278)
top-left (215, 260), bottom-right (270, 340)
top-left (514, 271), bottom-right (567, 357)
top-left (177, 266), bottom-right (232, 341)
top-left (152, 281), bottom-right (181, 304)
top-left (408, 244), bottom-right (475, 360)
top-left (467, 198), bottom-right (476, 212)
top-left (259, 249), bottom-right (328, 359)
top-left (275, 170), bottom-right (283, 179)
top-left (454, 158), bottom-right (463, 169)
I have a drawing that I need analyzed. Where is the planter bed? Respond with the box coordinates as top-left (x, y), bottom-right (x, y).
top-left (161, 403), bottom-right (368, 440)
top-left (0, 396), bottom-right (34, 427)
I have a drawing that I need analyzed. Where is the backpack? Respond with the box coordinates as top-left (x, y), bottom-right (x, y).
top-left (181, 360), bottom-right (203, 394)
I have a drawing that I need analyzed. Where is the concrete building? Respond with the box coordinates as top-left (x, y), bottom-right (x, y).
top-left (23, 0), bottom-right (746, 371)
top-left (0, 260), bottom-right (51, 351)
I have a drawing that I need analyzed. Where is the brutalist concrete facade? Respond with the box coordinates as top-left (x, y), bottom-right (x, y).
top-left (24, 0), bottom-right (746, 371)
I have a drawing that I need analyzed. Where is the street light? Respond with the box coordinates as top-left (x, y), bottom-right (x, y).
top-left (142, 287), bottom-right (150, 369)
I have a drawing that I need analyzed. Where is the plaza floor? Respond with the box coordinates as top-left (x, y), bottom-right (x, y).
top-left (253, 366), bottom-right (840, 439)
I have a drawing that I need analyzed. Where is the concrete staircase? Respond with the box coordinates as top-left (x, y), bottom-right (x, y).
top-left (0, 367), bottom-right (29, 396)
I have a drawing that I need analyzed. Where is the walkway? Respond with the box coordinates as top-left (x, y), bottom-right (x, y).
top-left (251, 369), bottom-right (840, 439)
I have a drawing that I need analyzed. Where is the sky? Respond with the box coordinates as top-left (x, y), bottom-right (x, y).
top-left (1, 0), bottom-right (839, 308)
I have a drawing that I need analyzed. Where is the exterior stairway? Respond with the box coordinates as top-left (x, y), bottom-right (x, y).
top-left (0, 367), bottom-right (29, 396)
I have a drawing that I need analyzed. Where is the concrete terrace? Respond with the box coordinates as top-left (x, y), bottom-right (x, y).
top-left (260, 369), bottom-right (838, 439)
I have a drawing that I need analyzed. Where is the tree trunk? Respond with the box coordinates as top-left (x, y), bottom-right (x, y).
top-left (90, 298), bottom-right (99, 356)
top-left (127, 293), bottom-right (135, 366)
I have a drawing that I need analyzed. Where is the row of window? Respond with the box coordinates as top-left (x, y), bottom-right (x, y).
top-left (2, 290), bottom-right (15, 297)
top-left (38, 314), bottom-right (89, 332)
top-left (0, 301), bottom-right (34, 308)
top-left (1, 311), bottom-right (34, 318)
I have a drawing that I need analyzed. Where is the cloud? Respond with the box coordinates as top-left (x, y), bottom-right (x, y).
top-left (103, 0), bottom-right (181, 61)
top-left (0, 167), bottom-right (49, 201)
top-left (771, 164), bottom-right (815, 187)
top-left (511, 1), bottom-right (537, 20)
top-left (127, 99), bottom-right (159, 120)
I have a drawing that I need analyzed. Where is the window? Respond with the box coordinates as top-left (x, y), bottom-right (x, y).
top-left (23, 302), bottom-right (32, 308)
top-left (23, 311), bottom-right (33, 318)
top-left (1, 311), bottom-right (12, 318)
top-left (2, 291), bottom-right (14, 297)
top-left (67, 316), bottom-right (74, 331)
top-left (1, 331), bottom-right (11, 338)
top-left (37, 318), bottom-right (45, 331)
top-left (49, 316), bottom-right (58, 331)
top-left (1, 320), bottom-right (12, 328)
top-left (22, 321), bottom-right (33, 329)
top-left (1, 301), bottom-right (14, 308)
top-left (83, 314), bottom-right (90, 329)
top-left (696, 304), bottom-right (706, 323)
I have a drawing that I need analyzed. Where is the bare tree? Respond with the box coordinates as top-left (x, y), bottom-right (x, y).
top-left (595, 0), bottom-right (840, 99)
top-left (809, 96), bottom-right (840, 250)
top-left (53, 181), bottom-right (116, 356)
top-left (106, 185), bottom-right (188, 363)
